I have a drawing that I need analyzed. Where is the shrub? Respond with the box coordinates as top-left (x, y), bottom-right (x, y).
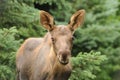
top-left (0, 27), bottom-right (22, 80)
top-left (73, 25), bottom-right (120, 80)
top-left (70, 51), bottom-right (107, 80)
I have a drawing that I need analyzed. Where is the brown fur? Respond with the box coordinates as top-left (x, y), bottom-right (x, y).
top-left (16, 10), bottom-right (85, 80)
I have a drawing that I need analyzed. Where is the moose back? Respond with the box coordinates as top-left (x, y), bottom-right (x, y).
top-left (16, 10), bottom-right (85, 80)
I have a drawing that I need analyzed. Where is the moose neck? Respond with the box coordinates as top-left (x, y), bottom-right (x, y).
top-left (45, 32), bottom-right (58, 65)
top-left (43, 32), bottom-right (52, 45)
top-left (43, 32), bottom-right (57, 64)
top-left (48, 44), bottom-right (72, 80)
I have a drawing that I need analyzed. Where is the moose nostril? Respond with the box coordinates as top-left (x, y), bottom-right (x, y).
top-left (59, 50), bottom-right (71, 61)
top-left (62, 54), bottom-right (67, 61)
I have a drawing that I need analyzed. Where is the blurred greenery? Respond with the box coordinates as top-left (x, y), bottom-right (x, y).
top-left (0, 27), bottom-right (22, 80)
top-left (0, 0), bottom-right (120, 80)
top-left (70, 51), bottom-right (107, 80)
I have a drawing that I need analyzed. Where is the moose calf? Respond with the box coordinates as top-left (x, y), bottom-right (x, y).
top-left (16, 9), bottom-right (85, 80)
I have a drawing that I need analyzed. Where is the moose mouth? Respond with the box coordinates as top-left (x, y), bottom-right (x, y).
top-left (58, 56), bottom-right (69, 65)
top-left (59, 60), bottom-right (69, 65)
top-left (57, 53), bottom-right (70, 65)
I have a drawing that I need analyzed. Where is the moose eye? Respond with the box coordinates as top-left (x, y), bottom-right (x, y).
top-left (51, 37), bottom-right (55, 42)
top-left (72, 36), bottom-right (75, 40)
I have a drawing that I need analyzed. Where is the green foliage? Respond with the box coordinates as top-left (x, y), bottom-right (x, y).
top-left (0, 0), bottom-right (45, 38)
top-left (0, 27), bottom-right (21, 50)
top-left (70, 51), bottom-right (107, 80)
top-left (73, 25), bottom-right (120, 53)
top-left (0, 27), bottom-right (22, 80)
top-left (73, 25), bottom-right (120, 80)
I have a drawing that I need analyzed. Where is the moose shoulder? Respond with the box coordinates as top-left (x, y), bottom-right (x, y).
top-left (16, 10), bottom-right (85, 80)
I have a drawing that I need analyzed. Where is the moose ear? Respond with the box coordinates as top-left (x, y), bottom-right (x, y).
top-left (40, 10), bottom-right (55, 31)
top-left (69, 10), bottom-right (85, 32)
